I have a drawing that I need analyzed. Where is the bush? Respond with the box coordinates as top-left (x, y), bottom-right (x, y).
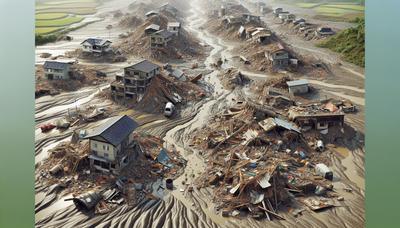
top-left (35, 34), bottom-right (58, 46)
top-left (318, 18), bottom-right (365, 67)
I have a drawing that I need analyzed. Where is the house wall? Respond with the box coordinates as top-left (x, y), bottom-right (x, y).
top-left (90, 139), bottom-right (117, 161)
top-left (44, 66), bottom-right (70, 80)
top-left (167, 26), bottom-right (179, 35)
top-left (289, 85), bottom-right (309, 94)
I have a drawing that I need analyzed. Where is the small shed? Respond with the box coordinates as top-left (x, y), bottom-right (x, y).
top-left (286, 79), bottom-right (309, 95)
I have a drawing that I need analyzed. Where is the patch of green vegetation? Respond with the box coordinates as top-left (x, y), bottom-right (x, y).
top-left (317, 18), bottom-right (365, 67)
top-left (35, 34), bottom-right (58, 45)
top-left (36, 12), bottom-right (68, 20)
top-left (35, 27), bottom-right (65, 35)
top-left (36, 15), bottom-right (84, 27)
top-left (324, 4), bottom-right (364, 11)
top-left (36, 7), bottom-right (97, 15)
top-left (296, 3), bottom-right (320, 8)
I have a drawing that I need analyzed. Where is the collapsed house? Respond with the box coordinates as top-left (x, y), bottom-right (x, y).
top-left (289, 106), bottom-right (345, 131)
top-left (265, 43), bottom-right (289, 69)
top-left (85, 115), bottom-right (140, 174)
top-left (150, 29), bottom-right (174, 48)
top-left (242, 13), bottom-right (261, 23)
top-left (191, 101), bottom-right (340, 219)
top-left (43, 60), bottom-right (73, 80)
top-left (81, 38), bottom-right (112, 55)
top-left (111, 59), bottom-right (160, 100)
top-left (222, 16), bottom-right (244, 28)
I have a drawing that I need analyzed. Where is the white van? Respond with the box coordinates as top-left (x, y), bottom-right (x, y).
top-left (164, 102), bottom-right (175, 117)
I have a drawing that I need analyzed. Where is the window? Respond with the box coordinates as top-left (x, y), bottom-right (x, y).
top-left (106, 145), bottom-right (109, 151)
top-left (93, 150), bottom-right (97, 156)
top-left (103, 145), bottom-right (106, 150)
top-left (104, 153), bottom-right (109, 158)
top-left (94, 143), bottom-right (97, 148)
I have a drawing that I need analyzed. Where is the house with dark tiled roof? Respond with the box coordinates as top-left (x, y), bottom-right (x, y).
top-left (43, 61), bottom-right (73, 80)
top-left (85, 115), bottom-right (140, 174)
top-left (80, 38), bottom-right (112, 54)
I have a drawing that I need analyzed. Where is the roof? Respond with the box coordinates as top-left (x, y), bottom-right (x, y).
top-left (127, 59), bottom-right (160, 73)
top-left (145, 11), bottom-right (158, 16)
top-left (85, 115), bottom-right (139, 146)
top-left (168, 22), bottom-right (181, 27)
top-left (145, 24), bottom-right (160, 31)
top-left (154, 29), bottom-right (174, 39)
top-left (81, 38), bottom-right (111, 46)
top-left (286, 79), bottom-right (309, 87)
top-left (269, 43), bottom-right (286, 53)
top-left (43, 61), bottom-right (70, 70)
top-left (258, 117), bottom-right (300, 133)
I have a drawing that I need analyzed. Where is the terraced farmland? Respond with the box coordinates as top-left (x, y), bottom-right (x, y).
top-left (35, 0), bottom-right (99, 35)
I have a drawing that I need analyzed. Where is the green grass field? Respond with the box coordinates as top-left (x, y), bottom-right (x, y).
top-left (35, 0), bottom-right (99, 36)
top-left (35, 27), bottom-right (65, 35)
top-left (296, 3), bottom-right (320, 8)
top-left (295, 2), bottom-right (365, 22)
top-left (36, 12), bottom-right (68, 20)
top-left (36, 15), bottom-right (84, 27)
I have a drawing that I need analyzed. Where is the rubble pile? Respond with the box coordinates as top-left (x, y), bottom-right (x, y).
top-left (190, 100), bottom-right (346, 220)
top-left (118, 15), bottom-right (143, 28)
top-left (65, 49), bottom-right (127, 63)
top-left (219, 68), bottom-right (252, 90)
top-left (116, 11), bottom-right (204, 62)
top-left (35, 65), bottom-right (108, 98)
top-left (135, 133), bottom-right (187, 179)
top-left (133, 74), bottom-right (205, 114)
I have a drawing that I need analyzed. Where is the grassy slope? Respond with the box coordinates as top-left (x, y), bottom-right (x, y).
top-left (318, 18), bottom-right (365, 67)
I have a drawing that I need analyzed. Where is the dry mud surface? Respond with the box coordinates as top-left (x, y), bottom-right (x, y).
top-left (35, 0), bottom-right (364, 227)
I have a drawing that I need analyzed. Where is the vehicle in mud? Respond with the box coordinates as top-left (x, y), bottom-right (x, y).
top-left (164, 102), bottom-right (175, 117)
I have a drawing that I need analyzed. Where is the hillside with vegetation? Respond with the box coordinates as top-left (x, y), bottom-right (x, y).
top-left (318, 18), bottom-right (365, 67)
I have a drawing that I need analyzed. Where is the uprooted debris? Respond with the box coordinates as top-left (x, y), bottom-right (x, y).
top-left (113, 74), bottom-right (205, 114)
top-left (189, 98), bottom-right (350, 220)
top-left (37, 132), bottom-right (187, 212)
top-left (116, 10), bottom-right (204, 62)
top-left (219, 68), bottom-right (251, 90)
top-left (35, 64), bottom-right (109, 98)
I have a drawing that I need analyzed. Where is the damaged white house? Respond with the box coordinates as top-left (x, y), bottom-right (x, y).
top-left (80, 38), bottom-right (112, 54)
top-left (85, 115), bottom-right (140, 174)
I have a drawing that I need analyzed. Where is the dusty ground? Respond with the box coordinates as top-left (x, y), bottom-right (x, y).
top-left (35, 0), bottom-right (365, 227)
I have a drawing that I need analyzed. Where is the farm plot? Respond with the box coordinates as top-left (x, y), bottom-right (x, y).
top-left (35, 0), bottom-right (99, 35)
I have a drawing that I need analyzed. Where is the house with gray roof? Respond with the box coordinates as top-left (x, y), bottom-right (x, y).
top-left (43, 61), bottom-right (72, 80)
top-left (287, 79), bottom-right (309, 95)
top-left (80, 38), bottom-right (112, 54)
top-left (85, 115), bottom-right (140, 174)
top-left (150, 29), bottom-right (174, 48)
